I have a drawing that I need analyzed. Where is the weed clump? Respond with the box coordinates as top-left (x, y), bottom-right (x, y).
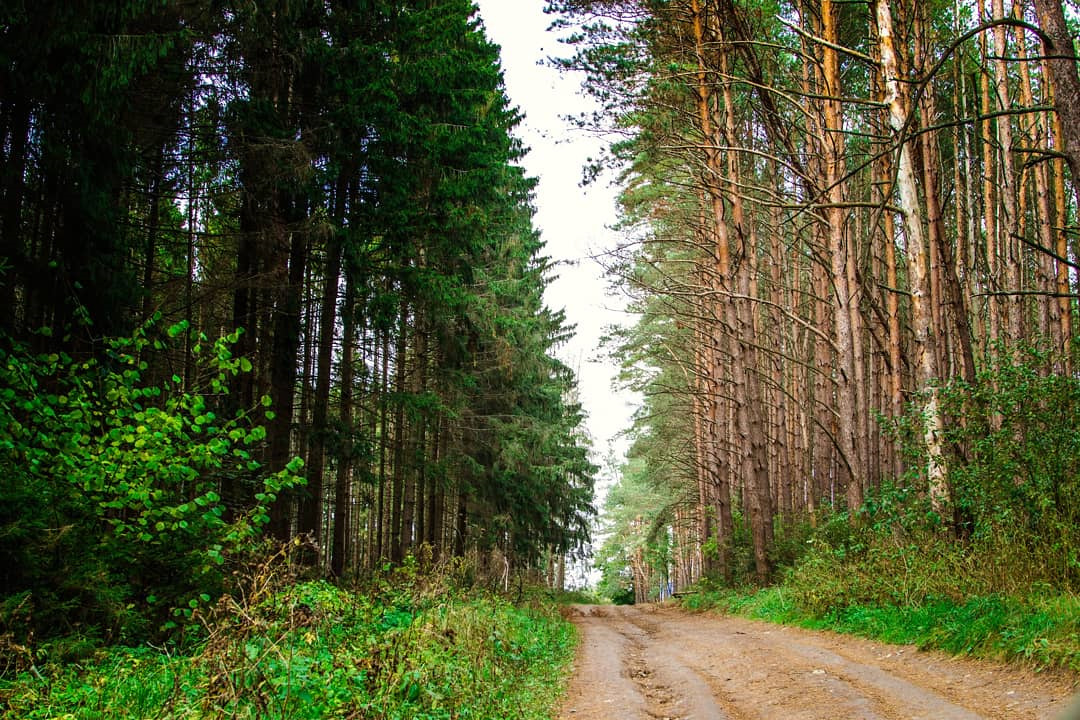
top-left (0, 557), bottom-right (577, 719)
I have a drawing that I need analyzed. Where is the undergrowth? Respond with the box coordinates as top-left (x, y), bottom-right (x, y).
top-left (681, 344), bottom-right (1080, 674)
top-left (681, 583), bottom-right (1080, 672)
top-left (680, 506), bottom-right (1080, 672)
top-left (680, 510), bottom-right (1080, 672)
top-left (0, 569), bottom-right (576, 719)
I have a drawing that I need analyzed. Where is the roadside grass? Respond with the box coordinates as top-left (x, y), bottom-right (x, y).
top-left (674, 342), bottom-right (1080, 673)
top-left (0, 579), bottom-right (577, 719)
top-left (681, 583), bottom-right (1080, 672)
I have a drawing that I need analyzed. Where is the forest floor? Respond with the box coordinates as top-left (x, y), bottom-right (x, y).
top-left (557, 604), bottom-right (1079, 720)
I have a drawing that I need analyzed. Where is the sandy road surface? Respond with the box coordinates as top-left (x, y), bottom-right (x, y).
top-left (558, 604), bottom-right (1078, 720)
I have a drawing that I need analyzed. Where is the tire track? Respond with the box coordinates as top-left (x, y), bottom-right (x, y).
top-left (558, 605), bottom-right (1077, 720)
top-left (625, 608), bottom-right (893, 720)
top-left (638, 610), bottom-right (980, 719)
top-left (617, 615), bottom-right (740, 719)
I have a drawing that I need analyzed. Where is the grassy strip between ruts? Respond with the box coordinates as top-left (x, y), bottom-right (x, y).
top-left (679, 586), bottom-right (1080, 672)
top-left (0, 580), bottom-right (577, 719)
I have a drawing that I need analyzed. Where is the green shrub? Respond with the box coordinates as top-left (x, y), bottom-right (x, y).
top-left (915, 343), bottom-right (1080, 592)
top-left (0, 577), bottom-right (578, 719)
top-left (0, 319), bottom-right (303, 647)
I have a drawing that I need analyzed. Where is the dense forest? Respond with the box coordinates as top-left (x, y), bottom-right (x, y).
top-left (548, 0), bottom-right (1080, 604)
top-left (7, 0), bottom-right (1080, 699)
top-left (0, 0), bottom-right (596, 646)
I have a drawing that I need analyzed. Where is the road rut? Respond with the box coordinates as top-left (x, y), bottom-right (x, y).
top-left (558, 604), bottom-right (1078, 720)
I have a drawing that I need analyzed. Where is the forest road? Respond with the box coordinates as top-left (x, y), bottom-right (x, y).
top-left (557, 604), bottom-right (1079, 720)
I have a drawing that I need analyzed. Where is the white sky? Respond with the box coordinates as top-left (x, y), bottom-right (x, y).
top-left (474, 0), bottom-right (638, 471)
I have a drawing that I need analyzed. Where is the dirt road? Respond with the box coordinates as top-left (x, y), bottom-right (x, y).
top-left (558, 604), bottom-right (1078, 720)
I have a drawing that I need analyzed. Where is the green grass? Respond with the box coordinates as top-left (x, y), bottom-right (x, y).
top-left (681, 585), bottom-right (1080, 672)
top-left (0, 580), bottom-right (578, 719)
top-left (0, 647), bottom-right (199, 719)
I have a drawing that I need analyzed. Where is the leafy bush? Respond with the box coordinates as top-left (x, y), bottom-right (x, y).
top-left (0, 319), bottom-right (303, 648)
top-left (0, 574), bottom-right (578, 719)
top-left (867, 342), bottom-right (1080, 594)
top-left (937, 345), bottom-right (1080, 589)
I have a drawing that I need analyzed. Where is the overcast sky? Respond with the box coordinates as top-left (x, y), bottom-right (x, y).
top-left (473, 0), bottom-right (638, 470)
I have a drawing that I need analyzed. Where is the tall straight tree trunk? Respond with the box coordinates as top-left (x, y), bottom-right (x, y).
top-left (227, 176), bottom-right (266, 523)
top-left (912, 6), bottom-right (949, 377)
top-left (820, 0), bottom-right (865, 513)
top-left (693, 331), bottom-right (713, 578)
top-left (719, 29), bottom-right (772, 583)
top-left (301, 181), bottom-right (345, 544)
top-left (330, 270), bottom-right (354, 577)
top-left (692, 0), bottom-right (735, 582)
top-left (876, 149), bottom-right (904, 477)
top-left (1033, 0), bottom-right (1080, 207)
top-left (812, 267), bottom-right (834, 507)
top-left (0, 99), bottom-right (30, 334)
top-left (877, 0), bottom-right (948, 509)
top-left (978, 0), bottom-right (1001, 347)
top-left (454, 490), bottom-right (468, 558)
top-left (184, 126), bottom-right (196, 390)
top-left (141, 145), bottom-right (165, 325)
top-left (799, 16), bottom-right (835, 511)
top-left (298, 265), bottom-right (316, 522)
top-left (991, 0), bottom-right (1024, 342)
top-left (691, 256), bottom-right (714, 577)
top-left (232, 208), bottom-right (259, 411)
top-left (376, 323), bottom-right (390, 562)
top-left (1014, 14), bottom-right (1059, 348)
top-left (390, 297), bottom-right (408, 563)
top-left (789, 247), bottom-right (812, 514)
top-left (692, 238), bottom-right (714, 579)
top-left (911, 14), bottom-right (978, 386)
top-left (268, 217), bottom-right (309, 541)
top-left (769, 203), bottom-right (792, 522)
top-left (400, 314), bottom-right (425, 559)
top-left (956, 28), bottom-right (986, 358)
top-left (1050, 91), bottom-right (1074, 365)
top-left (425, 417), bottom-right (439, 549)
